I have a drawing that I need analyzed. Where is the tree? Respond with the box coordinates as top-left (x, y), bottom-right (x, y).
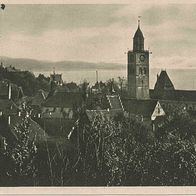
top-left (80, 80), bottom-right (89, 101)
top-left (127, 137), bottom-right (196, 185)
top-left (65, 82), bottom-right (79, 92)
top-left (155, 106), bottom-right (196, 141)
top-left (36, 74), bottom-right (50, 92)
top-left (75, 107), bottom-right (196, 186)
top-left (0, 117), bottom-right (37, 186)
top-left (75, 113), bottom-right (152, 186)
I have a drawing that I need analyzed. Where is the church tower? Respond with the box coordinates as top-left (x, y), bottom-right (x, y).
top-left (127, 19), bottom-right (149, 99)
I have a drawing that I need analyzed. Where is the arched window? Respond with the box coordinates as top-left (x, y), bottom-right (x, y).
top-left (143, 68), bottom-right (147, 74)
top-left (139, 67), bottom-right (142, 75)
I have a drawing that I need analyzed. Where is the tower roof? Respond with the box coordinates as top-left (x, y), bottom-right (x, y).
top-left (133, 25), bottom-right (144, 39)
top-left (154, 70), bottom-right (175, 91)
top-left (133, 21), bottom-right (144, 51)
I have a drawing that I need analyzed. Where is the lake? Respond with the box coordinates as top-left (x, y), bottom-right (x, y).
top-left (34, 68), bottom-right (196, 90)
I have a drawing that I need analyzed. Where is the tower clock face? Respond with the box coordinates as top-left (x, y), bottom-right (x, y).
top-left (139, 54), bottom-right (146, 62)
top-left (136, 53), bottom-right (148, 63)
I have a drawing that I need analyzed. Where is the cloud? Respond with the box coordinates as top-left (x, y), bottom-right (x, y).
top-left (0, 25), bottom-right (128, 62)
top-left (0, 4), bottom-right (124, 34)
top-left (1, 3), bottom-right (196, 70)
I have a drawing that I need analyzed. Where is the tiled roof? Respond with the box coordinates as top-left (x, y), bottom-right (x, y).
top-left (43, 91), bottom-right (83, 108)
top-left (166, 90), bottom-right (196, 102)
top-left (151, 70), bottom-right (196, 102)
top-left (122, 98), bottom-right (157, 117)
top-left (154, 70), bottom-right (175, 91)
top-left (150, 89), bottom-right (196, 102)
top-left (106, 95), bottom-right (124, 110)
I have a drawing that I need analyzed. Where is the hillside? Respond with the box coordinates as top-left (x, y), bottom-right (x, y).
top-left (0, 56), bottom-right (125, 72)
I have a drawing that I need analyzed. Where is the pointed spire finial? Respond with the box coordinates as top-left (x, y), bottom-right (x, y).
top-left (138, 16), bottom-right (141, 28)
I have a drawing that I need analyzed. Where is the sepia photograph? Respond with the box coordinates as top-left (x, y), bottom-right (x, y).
top-left (1, 0), bottom-right (196, 190)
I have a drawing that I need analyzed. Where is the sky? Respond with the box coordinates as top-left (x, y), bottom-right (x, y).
top-left (1, 3), bottom-right (196, 69)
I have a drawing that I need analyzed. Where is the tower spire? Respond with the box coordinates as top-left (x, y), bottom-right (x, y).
top-left (133, 16), bottom-right (144, 51)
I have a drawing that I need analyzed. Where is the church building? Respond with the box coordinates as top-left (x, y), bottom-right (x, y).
top-left (123, 19), bottom-right (196, 124)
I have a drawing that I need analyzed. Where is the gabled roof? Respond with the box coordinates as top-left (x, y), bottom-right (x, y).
top-left (151, 101), bottom-right (165, 121)
top-left (122, 98), bottom-right (157, 118)
top-left (106, 95), bottom-right (124, 111)
top-left (43, 91), bottom-right (83, 108)
top-left (154, 70), bottom-right (175, 91)
top-left (31, 89), bottom-right (48, 106)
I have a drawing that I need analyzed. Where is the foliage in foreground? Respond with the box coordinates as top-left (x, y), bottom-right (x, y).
top-left (75, 109), bottom-right (196, 186)
top-left (0, 118), bottom-right (37, 186)
top-left (1, 107), bottom-right (196, 186)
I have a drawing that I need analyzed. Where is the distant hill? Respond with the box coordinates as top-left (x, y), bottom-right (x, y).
top-left (0, 56), bottom-right (125, 72)
top-left (2, 56), bottom-right (196, 90)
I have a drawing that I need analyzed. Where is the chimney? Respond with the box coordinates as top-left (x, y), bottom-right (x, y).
top-left (8, 83), bottom-right (11, 100)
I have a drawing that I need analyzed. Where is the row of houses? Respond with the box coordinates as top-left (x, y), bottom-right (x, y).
top-left (0, 79), bottom-right (49, 151)
top-left (1, 66), bottom-right (195, 152)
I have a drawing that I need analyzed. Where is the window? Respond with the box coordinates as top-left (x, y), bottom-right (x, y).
top-left (139, 67), bottom-right (142, 75)
top-left (143, 68), bottom-right (147, 74)
top-left (130, 67), bottom-right (134, 74)
top-left (189, 106), bottom-right (193, 111)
